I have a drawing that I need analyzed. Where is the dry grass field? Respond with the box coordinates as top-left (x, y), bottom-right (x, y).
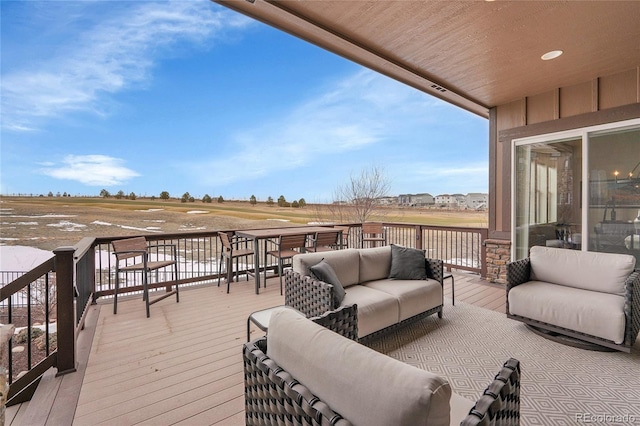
top-left (0, 196), bottom-right (487, 251)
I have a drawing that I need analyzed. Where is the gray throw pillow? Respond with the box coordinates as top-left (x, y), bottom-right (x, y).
top-left (310, 259), bottom-right (346, 308)
top-left (388, 244), bottom-right (427, 280)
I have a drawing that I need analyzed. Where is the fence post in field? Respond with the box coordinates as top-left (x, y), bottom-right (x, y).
top-left (54, 246), bottom-right (77, 375)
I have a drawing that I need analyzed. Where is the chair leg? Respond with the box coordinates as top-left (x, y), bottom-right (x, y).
top-left (174, 262), bottom-right (179, 303)
top-left (143, 271), bottom-right (151, 318)
top-left (227, 257), bottom-right (233, 294)
top-left (114, 269), bottom-right (119, 314)
top-left (217, 254), bottom-right (223, 288)
top-left (279, 258), bottom-right (284, 296)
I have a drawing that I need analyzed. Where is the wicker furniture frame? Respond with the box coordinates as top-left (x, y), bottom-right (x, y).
top-left (243, 305), bottom-right (521, 426)
top-left (506, 257), bottom-right (640, 352)
top-left (284, 256), bottom-right (444, 341)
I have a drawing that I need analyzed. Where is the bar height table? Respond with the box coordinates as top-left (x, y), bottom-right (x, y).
top-left (235, 226), bottom-right (340, 294)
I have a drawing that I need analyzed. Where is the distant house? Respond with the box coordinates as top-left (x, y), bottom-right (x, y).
top-left (398, 193), bottom-right (434, 206)
top-left (465, 193), bottom-right (488, 210)
top-left (435, 194), bottom-right (466, 209)
top-left (377, 196), bottom-right (398, 205)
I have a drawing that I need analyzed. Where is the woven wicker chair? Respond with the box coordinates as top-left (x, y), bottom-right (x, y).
top-left (243, 306), bottom-right (521, 426)
top-left (507, 249), bottom-right (640, 353)
top-left (460, 358), bottom-right (521, 426)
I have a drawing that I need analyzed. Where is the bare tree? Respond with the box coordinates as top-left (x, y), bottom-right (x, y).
top-left (334, 165), bottom-right (391, 223)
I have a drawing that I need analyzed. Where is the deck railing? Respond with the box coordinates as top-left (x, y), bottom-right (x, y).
top-left (0, 221), bottom-right (487, 406)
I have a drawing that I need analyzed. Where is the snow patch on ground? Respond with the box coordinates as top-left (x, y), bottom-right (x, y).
top-left (135, 208), bottom-right (164, 212)
top-left (46, 220), bottom-right (86, 232)
top-left (267, 219), bottom-right (290, 222)
top-left (90, 220), bottom-right (162, 233)
top-left (0, 245), bottom-right (53, 271)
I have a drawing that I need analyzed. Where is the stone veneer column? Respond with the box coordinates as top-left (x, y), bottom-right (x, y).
top-left (485, 239), bottom-right (511, 284)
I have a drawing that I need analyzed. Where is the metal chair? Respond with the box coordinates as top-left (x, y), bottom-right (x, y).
top-left (306, 230), bottom-right (342, 252)
top-left (218, 231), bottom-right (254, 293)
top-left (334, 226), bottom-right (351, 249)
top-left (266, 234), bottom-right (308, 295)
top-left (361, 222), bottom-right (386, 247)
top-left (112, 236), bottom-right (179, 318)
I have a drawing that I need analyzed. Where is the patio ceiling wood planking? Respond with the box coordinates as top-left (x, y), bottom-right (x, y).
top-left (5, 271), bottom-right (501, 426)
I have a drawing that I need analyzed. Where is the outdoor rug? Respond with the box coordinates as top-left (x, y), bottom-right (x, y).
top-left (367, 301), bottom-right (640, 426)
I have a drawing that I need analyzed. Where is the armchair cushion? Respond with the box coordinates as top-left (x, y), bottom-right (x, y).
top-left (388, 244), bottom-right (427, 280)
top-left (529, 246), bottom-right (635, 296)
top-left (311, 259), bottom-right (346, 308)
top-left (508, 280), bottom-right (626, 343)
top-left (267, 308), bottom-right (452, 426)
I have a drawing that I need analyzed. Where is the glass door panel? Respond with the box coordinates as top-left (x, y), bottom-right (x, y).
top-left (588, 127), bottom-right (640, 261)
top-left (514, 138), bottom-right (582, 259)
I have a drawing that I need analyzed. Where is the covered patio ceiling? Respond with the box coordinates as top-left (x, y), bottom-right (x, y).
top-left (216, 0), bottom-right (640, 118)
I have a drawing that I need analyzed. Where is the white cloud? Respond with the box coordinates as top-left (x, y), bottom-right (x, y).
top-left (1, 1), bottom-right (253, 132)
top-left (190, 70), bottom-right (438, 185)
top-left (41, 155), bottom-right (139, 186)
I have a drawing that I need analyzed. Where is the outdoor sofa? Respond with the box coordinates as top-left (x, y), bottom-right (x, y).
top-left (507, 246), bottom-right (640, 352)
top-left (244, 307), bottom-right (521, 426)
top-left (284, 244), bottom-right (444, 339)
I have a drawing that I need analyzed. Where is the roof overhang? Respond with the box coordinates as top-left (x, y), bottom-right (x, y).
top-left (215, 1), bottom-right (640, 119)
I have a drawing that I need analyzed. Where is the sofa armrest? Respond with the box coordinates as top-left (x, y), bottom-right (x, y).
top-left (284, 270), bottom-right (334, 317)
top-left (623, 269), bottom-right (640, 348)
top-left (243, 337), bottom-right (352, 426)
top-left (310, 304), bottom-right (358, 341)
top-left (506, 258), bottom-right (531, 291)
top-left (461, 358), bottom-right (521, 426)
top-left (425, 258), bottom-right (444, 284)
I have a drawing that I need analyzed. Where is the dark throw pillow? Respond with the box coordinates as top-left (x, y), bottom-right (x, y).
top-left (388, 244), bottom-right (427, 280)
top-left (310, 259), bottom-right (346, 308)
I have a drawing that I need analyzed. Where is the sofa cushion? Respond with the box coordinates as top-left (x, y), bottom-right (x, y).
top-left (267, 309), bottom-right (452, 426)
top-left (294, 249), bottom-right (361, 287)
top-left (310, 259), bottom-right (346, 308)
top-left (389, 244), bottom-right (427, 280)
top-left (342, 285), bottom-right (400, 338)
top-left (508, 281), bottom-right (626, 343)
top-left (358, 245), bottom-right (392, 283)
top-left (365, 279), bottom-right (442, 321)
top-left (529, 246), bottom-right (635, 295)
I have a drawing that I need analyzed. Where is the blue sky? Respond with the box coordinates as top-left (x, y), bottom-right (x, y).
top-left (1, 0), bottom-right (488, 203)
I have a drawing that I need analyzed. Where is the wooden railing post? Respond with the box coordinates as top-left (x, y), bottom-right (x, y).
top-left (54, 247), bottom-right (77, 375)
top-left (415, 225), bottom-right (423, 250)
top-left (480, 229), bottom-right (489, 279)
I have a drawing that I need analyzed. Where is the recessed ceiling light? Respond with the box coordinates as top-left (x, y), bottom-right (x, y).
top-left (541, 50), bottom-right (563, 61)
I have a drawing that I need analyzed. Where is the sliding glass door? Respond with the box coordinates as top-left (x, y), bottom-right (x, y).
top-left (588, 127), bottom-right (640, 257)
top-left (512, 119), bottom-right (640, 261)
top-left (514, 138), bottom-right (582, 260)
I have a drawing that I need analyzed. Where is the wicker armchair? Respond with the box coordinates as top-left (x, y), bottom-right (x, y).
top-left (507, 250), bottom-right (640, 352)
top-left (244, 308), bottom-right (521, 426)
top-left (461, 358), bottom-right (521, 426)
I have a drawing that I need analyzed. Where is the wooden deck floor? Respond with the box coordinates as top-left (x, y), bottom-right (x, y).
top-left (6, 272), bottom-right (505, 425)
